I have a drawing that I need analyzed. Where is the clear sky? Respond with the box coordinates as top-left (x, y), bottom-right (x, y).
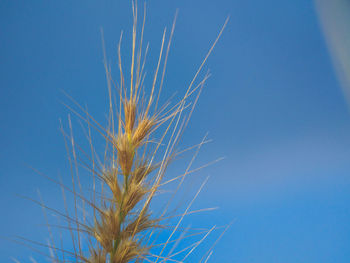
top-left (1, 0), bottom-right (350, 262)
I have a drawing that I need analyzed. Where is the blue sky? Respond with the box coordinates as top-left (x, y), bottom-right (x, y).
top-left (1, 0), bottom-right (350, 262)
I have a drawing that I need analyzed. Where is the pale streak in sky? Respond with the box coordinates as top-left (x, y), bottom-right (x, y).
top-left (314, 0), bottom-right (350, 107)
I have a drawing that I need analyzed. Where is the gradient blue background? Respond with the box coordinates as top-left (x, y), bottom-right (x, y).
top-left (1, 0), bottom-right (350, 262)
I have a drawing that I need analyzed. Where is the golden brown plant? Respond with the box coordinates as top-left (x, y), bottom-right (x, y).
top-left (17, 2), bottom-right (229, 262)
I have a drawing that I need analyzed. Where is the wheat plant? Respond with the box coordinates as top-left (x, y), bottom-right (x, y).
top-left (16, 2), bottom-right (228, 262)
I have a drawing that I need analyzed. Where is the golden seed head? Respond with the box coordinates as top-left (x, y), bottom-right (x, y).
top-left (93, 207), bottom-right (121, 251)
top-left (122, 212), bottom-right (155, 239)
top-left (88, 248), bottom-right (106, 263)
top-left (132, 117), bottom-right (154, 146)
top-left (122, 182), bottom-right (148, 215)
top-left (116, 133), bottom-right (134, 176)
top-left (103, 168), bottom-right (123, 204)
top-left (111, 238), bottom-right (146, 263)
top-left (130, 160), bottom-right (155, 185)
top-left (124, 99), bottom-right (137, 136)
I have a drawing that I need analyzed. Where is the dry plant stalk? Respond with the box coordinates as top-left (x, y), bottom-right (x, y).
top-left (17, 2), bottom-right (228, 263)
